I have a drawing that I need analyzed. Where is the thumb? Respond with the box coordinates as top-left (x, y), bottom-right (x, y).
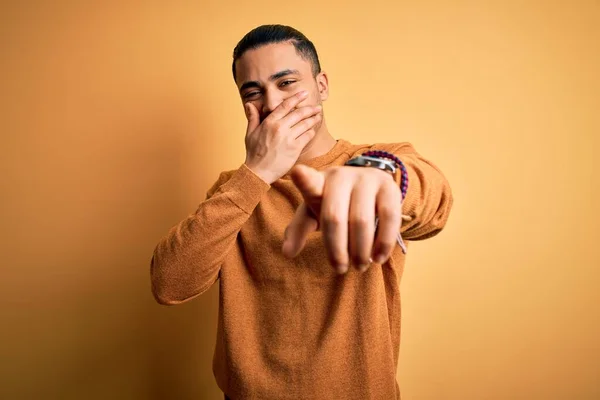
top-left (245, 102), bottom-right (260, 134)
top-left (282, 203), bottom-right (319, 258)
top-left (290, 164), bottom-right (325, 221)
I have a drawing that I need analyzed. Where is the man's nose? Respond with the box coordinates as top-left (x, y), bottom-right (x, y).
top-left (262, 90), bottom-right (284, 115)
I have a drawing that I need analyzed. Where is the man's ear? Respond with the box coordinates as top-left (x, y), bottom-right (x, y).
top-left (316, 71), bottom-right (329, 101)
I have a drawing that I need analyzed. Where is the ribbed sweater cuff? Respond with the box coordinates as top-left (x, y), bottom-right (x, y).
top-left (220, 164), bottom-right (271, 214)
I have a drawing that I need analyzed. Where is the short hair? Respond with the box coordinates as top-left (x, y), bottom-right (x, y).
top-left (232, 24), bottom-right (322, 81)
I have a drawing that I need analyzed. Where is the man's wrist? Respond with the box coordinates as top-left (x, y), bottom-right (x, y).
top-left (346, 151), bottom-right (409, 200)
top-left (244, 163), bottom-right (274, 185)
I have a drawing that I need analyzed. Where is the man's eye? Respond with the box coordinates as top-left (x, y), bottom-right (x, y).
top-left (244, 92), bottom-right (260, 99)
top-left (280, 80), bottom-right (296, 87)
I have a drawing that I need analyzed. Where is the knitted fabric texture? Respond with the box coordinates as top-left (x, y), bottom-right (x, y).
top-left (150, 139), bottom-right (453, 400)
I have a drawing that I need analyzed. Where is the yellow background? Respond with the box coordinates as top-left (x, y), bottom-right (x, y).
top-left (2, 1), bottom-right (598, 399)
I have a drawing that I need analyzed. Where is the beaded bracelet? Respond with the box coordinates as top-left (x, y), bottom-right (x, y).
top-left (362, 150), bottom-right (409, 200)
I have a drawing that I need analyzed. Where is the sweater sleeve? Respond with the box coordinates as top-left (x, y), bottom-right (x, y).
top-left (150, 164), bottom-right (271, 305)
top-left (372, 142), bottom-right (454, 241)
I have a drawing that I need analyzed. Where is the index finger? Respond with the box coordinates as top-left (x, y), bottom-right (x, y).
top-left (266, 90), bottom-right (309, 122)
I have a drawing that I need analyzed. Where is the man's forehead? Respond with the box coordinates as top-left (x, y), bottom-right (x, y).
top-left (235, 42), bottom-right (311, 83)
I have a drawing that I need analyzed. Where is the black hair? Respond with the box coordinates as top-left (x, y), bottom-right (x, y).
top-left (232, 24), bottom-right (321, 81)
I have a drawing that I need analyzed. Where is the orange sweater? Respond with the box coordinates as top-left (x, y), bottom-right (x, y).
top-left (151, 139), bottom-right (453, 399)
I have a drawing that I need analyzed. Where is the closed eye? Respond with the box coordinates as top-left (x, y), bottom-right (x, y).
top-left (280, 80), bottom-right (296, 87)
top-left (243, 91), bottom-right (260, 99)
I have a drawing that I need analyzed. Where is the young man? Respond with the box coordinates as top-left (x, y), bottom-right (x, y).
top-left (151, 24), bottom-right (453, 399)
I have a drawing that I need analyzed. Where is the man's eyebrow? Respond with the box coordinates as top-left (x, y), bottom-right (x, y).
top-left (239, 69), bottom-right (300, 93)
top-left (269, 69), bottom-right (300, 81)
top-left (240, 81), bottom-right (260, 92)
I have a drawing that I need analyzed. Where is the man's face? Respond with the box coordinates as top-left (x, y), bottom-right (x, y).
top-left (235, 42), bottom-right (328, 124)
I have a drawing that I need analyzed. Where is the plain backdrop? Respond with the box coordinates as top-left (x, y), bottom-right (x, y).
top-left (1, 1), bottom-right (598, 399)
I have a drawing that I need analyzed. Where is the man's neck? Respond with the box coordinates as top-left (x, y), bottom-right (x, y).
top-left (296, 123), bottom-right (337, 164)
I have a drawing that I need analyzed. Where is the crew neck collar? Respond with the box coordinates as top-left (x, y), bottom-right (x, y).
top-left (282, 139), bottom-right (352, 179)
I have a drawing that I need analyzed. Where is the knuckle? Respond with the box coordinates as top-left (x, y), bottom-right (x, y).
top-left (349, 214), bottom-right (370, 229)
top-left (322, 212), bottom-right (343, 227)
top-left (360, 172), bottom-right (380, 185)
top-left (327, 166), bottom-right (343, 178)
top-left (378, 204), bottom-right (400, 221)
top-left (284, 96), bottom-right (297, 109)
top-left (304, 107), bottom-right (316, 117)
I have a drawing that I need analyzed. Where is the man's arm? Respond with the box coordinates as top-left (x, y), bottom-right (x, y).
top-left (374, 142), bottom-right (453, 241)
top-left (152, 91), bottom-right (322, 303)
top-left (282, 142), bottom-right (453, 273)
top-left (150, 164), bottom-right (270, 305)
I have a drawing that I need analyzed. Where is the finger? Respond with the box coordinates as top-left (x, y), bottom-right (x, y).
top-left (266, 90), bottom-right (309, 122)
top-left (281, 105), bottom-right (321, 130)
top-left (290, 164), bottom-right (325, 208)
top-left (371, 180), bottom-right (402, 264)
top-left (282, 203), bottom-right (319, 258)
top-left (244, 102), bottom-right (260, 135)
top-left (320, 170), bottom-right (353, 274)
top-left (295, 128), bottom-right (317, 148)
top-left (348, 178), bottom-right (378, 272)
top-left (291, 112), bottom-right (322, 139)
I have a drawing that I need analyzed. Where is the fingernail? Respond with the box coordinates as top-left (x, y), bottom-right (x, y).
top-left (374, 254), bottom-right (386, 264)
top-left (316, 105), bottom-right (322, 110)
top-left (337, 264), bottom-right (348, 274)
top-left (299, 90), bottom-right (309, 97)
top-left (358, 264), bottom-right (369, 272)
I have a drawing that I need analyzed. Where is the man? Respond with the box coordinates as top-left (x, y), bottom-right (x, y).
top-left (151, 24), bottom-right (453, 399)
